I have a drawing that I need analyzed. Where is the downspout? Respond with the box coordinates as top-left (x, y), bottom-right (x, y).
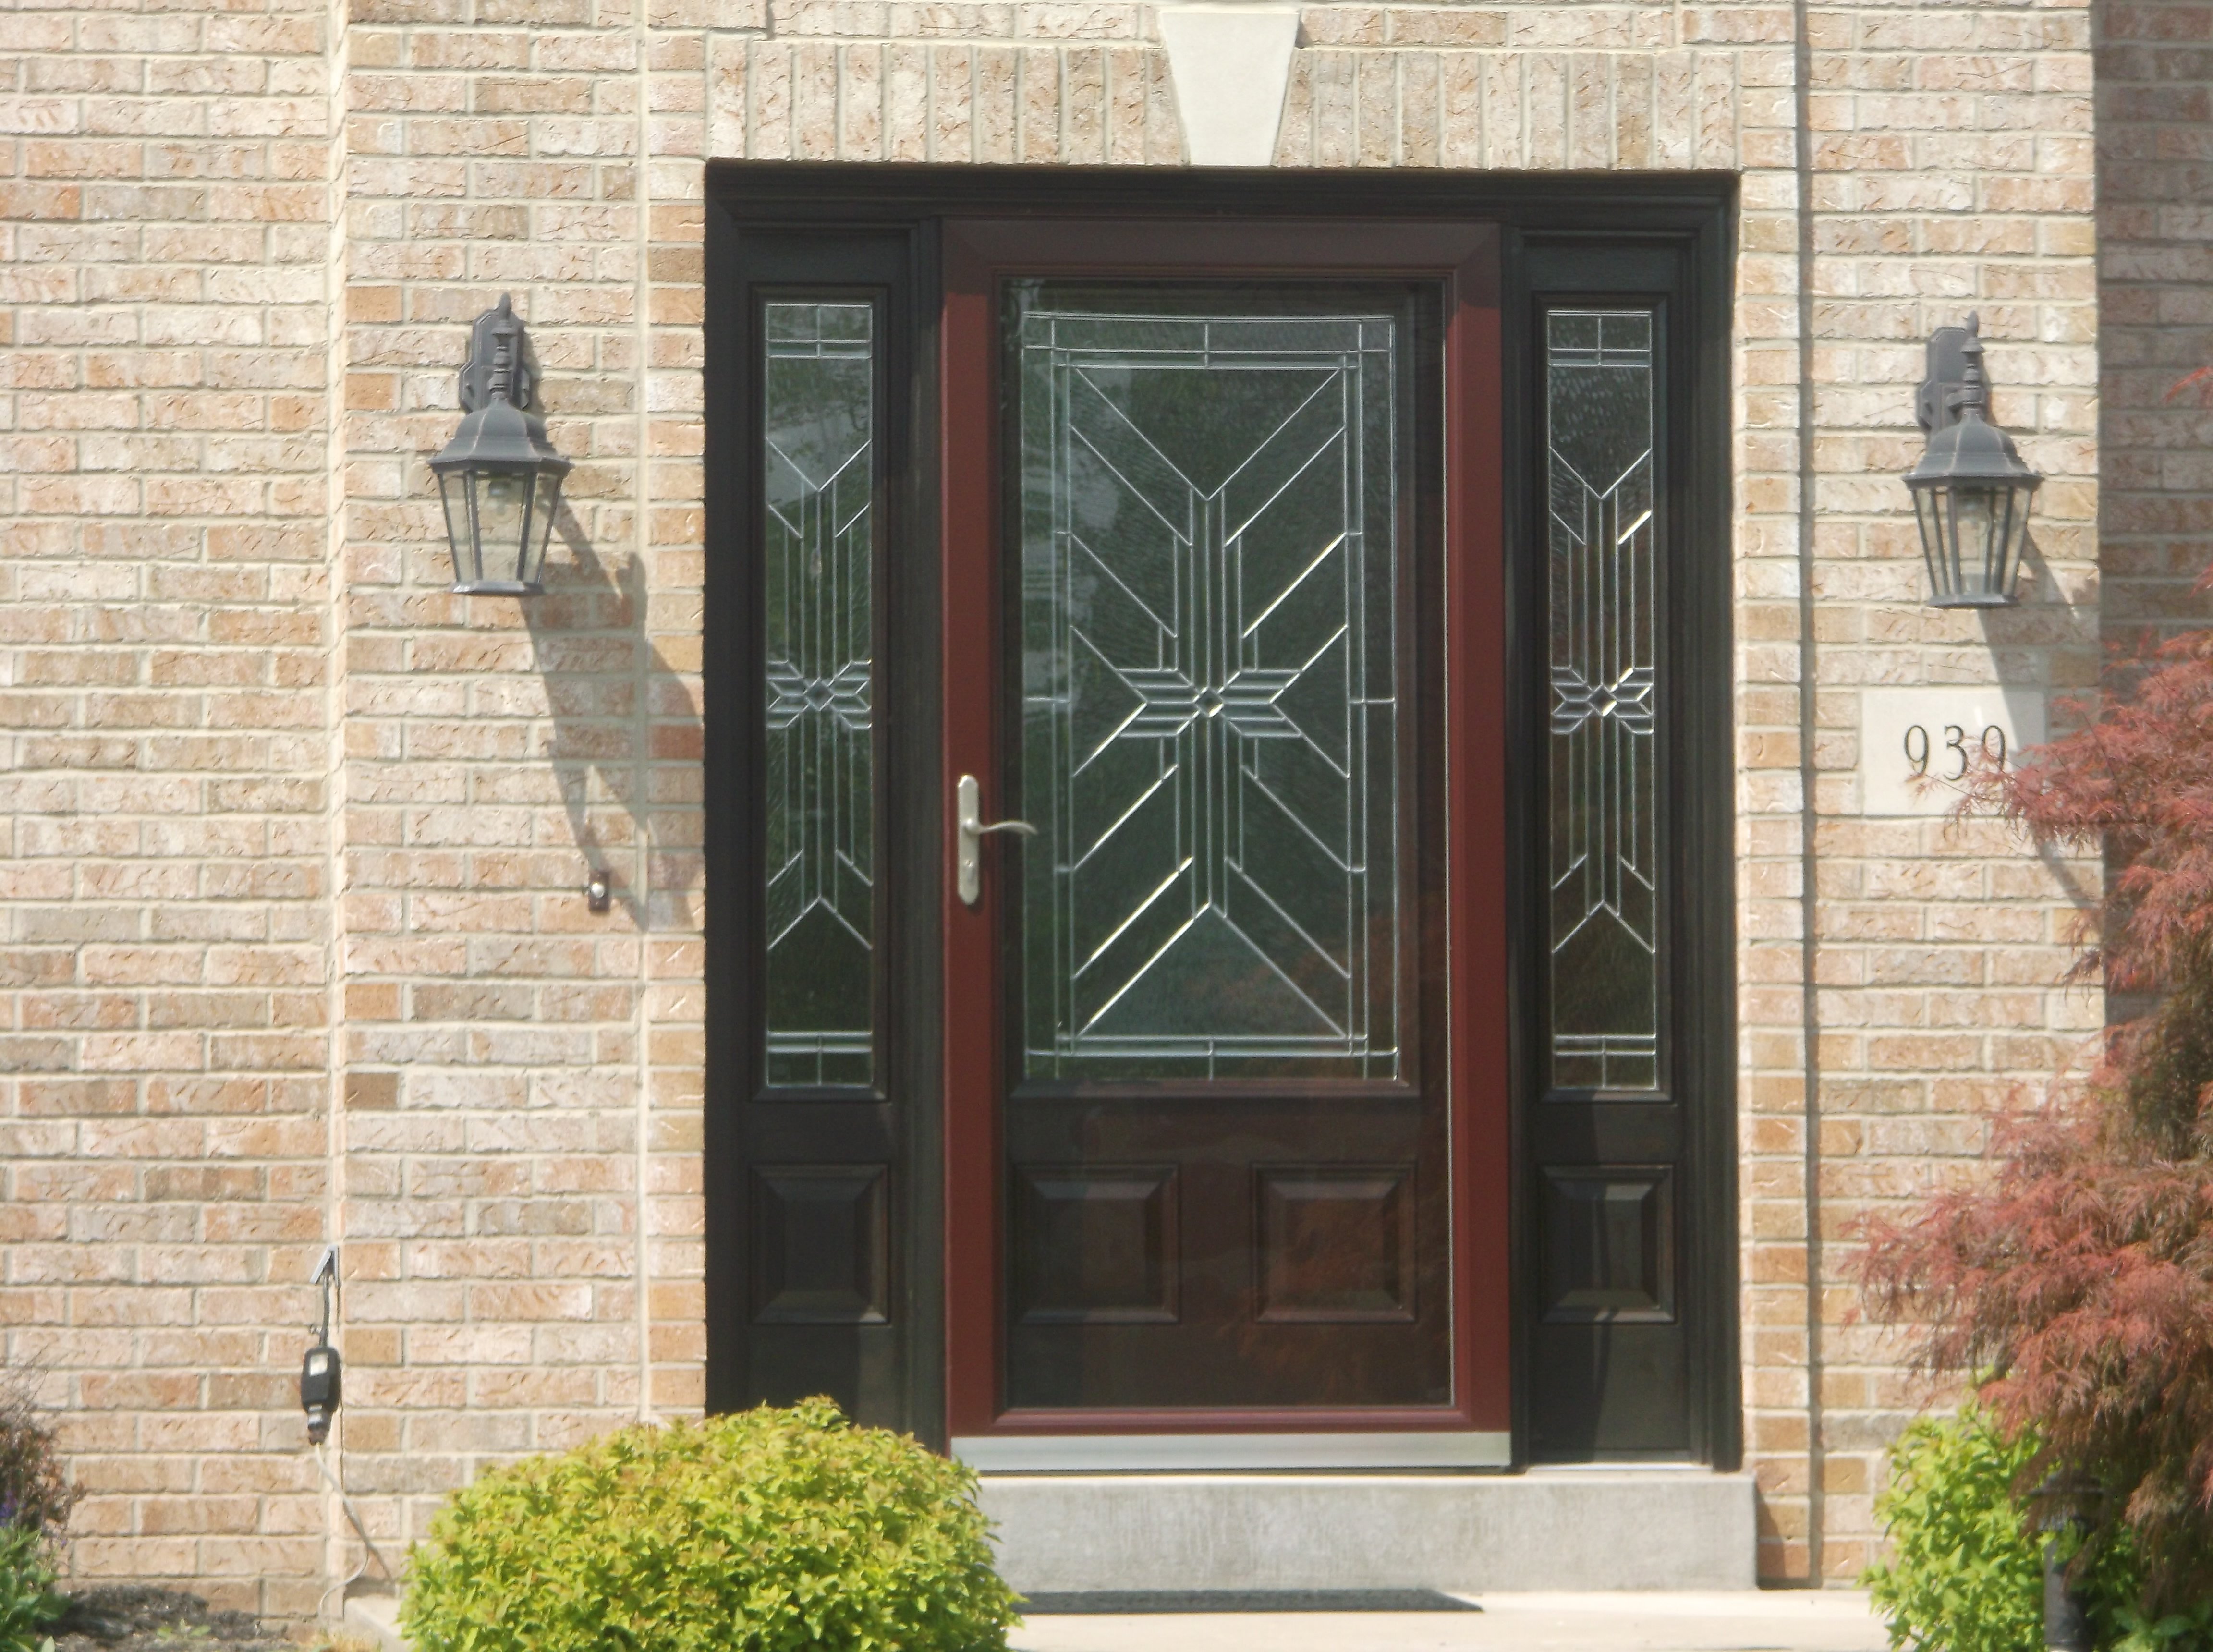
top-left (1791, 0), bottom-right (1828, 1587)
top-left (632, 0), bottom-right (656, 1426)
top-left (321, 0), bottom-right (354, 1603)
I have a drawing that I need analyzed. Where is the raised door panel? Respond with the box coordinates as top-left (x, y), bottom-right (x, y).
top-left (1256, 1166), bottom-right (1418, 1324)
top-left (751, 1165), bottom-right (891, 1324)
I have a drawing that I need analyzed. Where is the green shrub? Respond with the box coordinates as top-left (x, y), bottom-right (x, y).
top-left (400, 1399), bottom-right (1020, 1652)
top-left (0, 1524), bottom-right (63, 1652)
top-left (1863, 1403), bottom-right (2212, 1652)
top-left (1865, 1403), bottom-right (2048, 1652)
top-left (0, 1371), bottom-right (70, 1538)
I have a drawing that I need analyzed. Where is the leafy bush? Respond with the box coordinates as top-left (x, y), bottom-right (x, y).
top-left (400, 1399), bottom-right (1020, 1652)
top-left (1865, 1404), bottom-right (2213, 1652)
top-left (1857, 628), bottom-right (2213, 1614)
top-left (1865, 1405), bottom-right (2043, 1652)
top-left (0, 1524), bottom-right (64, 1652)
top-left (0, 1364), bottom-right (69, 1652)
top-left (0, 1373), bottom-right (69, 1536)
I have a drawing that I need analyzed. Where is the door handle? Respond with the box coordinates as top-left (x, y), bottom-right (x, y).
top-left (956, 774), bottom-right (1036, 907)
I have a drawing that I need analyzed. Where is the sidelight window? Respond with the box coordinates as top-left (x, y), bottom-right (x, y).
top-left (760, 300), bottom-right (879, 1089)
top-left (1545, 309), bottom-right (1663, 1094)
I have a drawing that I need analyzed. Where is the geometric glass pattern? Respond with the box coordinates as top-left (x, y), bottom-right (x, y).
top-left (761, 301), bottom-right (875, 1088)
top-left (1546, 310), bottom-right (1660, 1092)
top-left (1013, 288), bottom-right (1402, 1080)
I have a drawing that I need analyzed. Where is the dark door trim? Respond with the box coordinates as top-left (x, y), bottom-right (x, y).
top-left (701, 164), bottom-right (1740, 1469)
top-left (1509, 241), bottom-right (1739, 1464)
top-left (701, 224), bottom-right (946, 1442)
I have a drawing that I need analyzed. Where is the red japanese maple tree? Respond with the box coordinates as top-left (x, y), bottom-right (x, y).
top-left (1856, 625), bottom-right (2213, 1611)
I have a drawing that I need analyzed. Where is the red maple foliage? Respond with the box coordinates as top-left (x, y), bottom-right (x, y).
top-left (1856, 628), bottom-right (2213, 1613)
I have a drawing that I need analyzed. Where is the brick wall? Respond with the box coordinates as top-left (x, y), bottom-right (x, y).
top-left (3, 0), bottom-right (2113, 1613)
top-left (2099, 0), bottom-right (2213, 637)
top-left (0, 0), bottom-right (343, 1617)
top-left (336, 0), bottom-right (692, 1557)
top-left (1776, 0), bottom-right (2102, 1582)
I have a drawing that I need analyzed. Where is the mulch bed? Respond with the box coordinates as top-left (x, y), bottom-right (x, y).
top-left (51, 1588), bottom-right (295, 1652)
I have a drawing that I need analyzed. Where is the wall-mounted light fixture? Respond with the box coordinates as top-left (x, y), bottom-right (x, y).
top-left (1905, 313), bottom-right (2041, 608)
top-left (430, 295), bottom-right (572, 596)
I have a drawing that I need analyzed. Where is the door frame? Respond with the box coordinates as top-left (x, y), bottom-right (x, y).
top-left (701, 165), bottom-right (1741, 1470)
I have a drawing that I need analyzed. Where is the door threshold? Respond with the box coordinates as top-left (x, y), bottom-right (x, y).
top-left (953, 1431), bottom-right (1512, 1471)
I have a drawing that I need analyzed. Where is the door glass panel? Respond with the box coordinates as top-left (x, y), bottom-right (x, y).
top-left (1545, 309), bottom-right (1661, 1093)
top-left (761, 300), bottom-right (876, 1088)
top-left (1013, 287), bottom-right (1403, 1082)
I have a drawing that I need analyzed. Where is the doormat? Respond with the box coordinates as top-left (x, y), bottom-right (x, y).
top-left (1015, 1590), bottom-right (1479, 1614)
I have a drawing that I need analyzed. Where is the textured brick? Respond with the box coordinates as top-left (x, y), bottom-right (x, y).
top-left (0, 0), bottom-right (339, 1616)
top-left (3, 0), bottom-right (2108, 1615)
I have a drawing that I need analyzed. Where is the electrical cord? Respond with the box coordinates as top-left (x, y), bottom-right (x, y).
top-left (314, 1439), bottom-right (396, 1625)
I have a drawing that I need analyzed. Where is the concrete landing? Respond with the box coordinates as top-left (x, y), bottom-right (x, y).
top-left (980, 1471), bottom-right (1760, 1594)
top-left (346, 1580), bottom-right (1885, 1652)
top-left (1012, 1591), bottom-right (1889, 1652)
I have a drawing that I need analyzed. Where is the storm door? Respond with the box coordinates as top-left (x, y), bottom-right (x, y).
top-left (939, 221), bottom-right (1510, 1463)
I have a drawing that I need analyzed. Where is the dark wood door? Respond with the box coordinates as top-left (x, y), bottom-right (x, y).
top-left (939, 220), bottom-right (1509, 1448)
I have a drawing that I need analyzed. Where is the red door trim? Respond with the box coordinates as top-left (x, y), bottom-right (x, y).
top-left (941, 217), bottom-right (1508, 1441)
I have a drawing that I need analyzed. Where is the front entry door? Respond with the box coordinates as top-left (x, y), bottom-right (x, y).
top-left (939, 221), bottom-right (1510, 1459)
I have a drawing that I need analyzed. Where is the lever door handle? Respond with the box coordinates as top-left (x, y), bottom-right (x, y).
top-left (956, 774), bottom-right (1036, 907)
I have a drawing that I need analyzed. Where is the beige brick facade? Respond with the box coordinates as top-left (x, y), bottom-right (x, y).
top-left (0, 0), bottom-right (2165, 1616)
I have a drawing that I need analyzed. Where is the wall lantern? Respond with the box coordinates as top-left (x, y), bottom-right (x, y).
top-left (1904, 312), bottom-right (2041, 608)
top-left (430, 295), bottom-right (571, 596)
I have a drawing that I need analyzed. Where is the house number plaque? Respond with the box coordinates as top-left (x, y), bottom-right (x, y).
top-left (1860, 688), bottom-right (2047, 816)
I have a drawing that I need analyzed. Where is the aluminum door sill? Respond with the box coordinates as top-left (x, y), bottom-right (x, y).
top-left (953, 1431), bottom-right (1512, 1471)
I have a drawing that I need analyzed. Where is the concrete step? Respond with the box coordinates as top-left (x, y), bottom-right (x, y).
top-left (341, 1593), bottom-right (404, 1652)
top-left (980, 1470), bottom-right (1759, 1595)
top-left (1011, 1591), bottom-right (1888, 1652)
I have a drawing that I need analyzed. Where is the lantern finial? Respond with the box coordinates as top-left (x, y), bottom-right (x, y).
top-left (488, 301), bottom-right (520, 402)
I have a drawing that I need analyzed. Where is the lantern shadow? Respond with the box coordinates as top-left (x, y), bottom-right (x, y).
top-left (520, 506), bottom-right (704, 934)
top-left (2008, 523), bottom-right (2055, 609)
top-left (1962, 524), bottom-right (2102, 919)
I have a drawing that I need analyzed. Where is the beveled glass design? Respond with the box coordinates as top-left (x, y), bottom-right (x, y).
top-left (1546, 310), bottom-right (1661, 1092)
top-left (761, 301), bottom-right (876, 1088)
top-left (1015, 291), bottom-right (1402, 1081)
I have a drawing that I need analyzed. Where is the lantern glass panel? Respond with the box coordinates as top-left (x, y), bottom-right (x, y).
top-left (1915, 478), bottom-right (2033, 606)
top-left (526, 470), bottom-right (563, 584)
top-left (477, 469), bottom-right (529, 575)
top-left (438, 471), bottom-right (476, 585)
top-left (1954, 486), bottom-right (1996, 590)
top-left (1995, 486), bottom-right (2021, 588)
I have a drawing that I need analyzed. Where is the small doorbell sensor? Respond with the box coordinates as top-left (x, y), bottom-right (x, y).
top-left (301, 1246), bottom-right (341, 1445)
top-left (586, 869), bottom-right (611, 914)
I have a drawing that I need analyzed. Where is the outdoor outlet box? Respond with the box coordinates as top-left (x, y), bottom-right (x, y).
top-left (301, 1343), bottom-right (341, 1444)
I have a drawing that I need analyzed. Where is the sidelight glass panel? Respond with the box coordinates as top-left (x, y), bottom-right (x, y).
top-left (761, 301), bottom-right (876, 1088)
top-left (1014, 288), bottom-right (1403, 1081)
top-left (1546, 310), bottom-right (1661, 1092)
